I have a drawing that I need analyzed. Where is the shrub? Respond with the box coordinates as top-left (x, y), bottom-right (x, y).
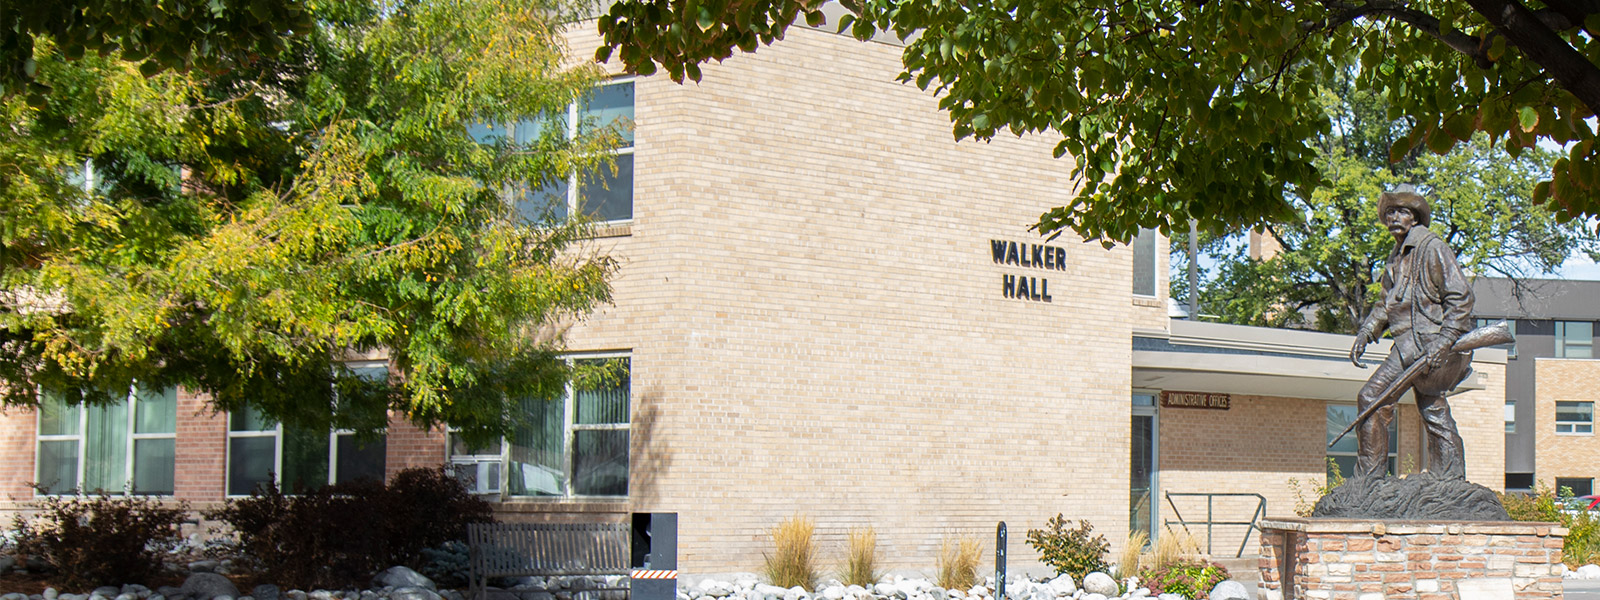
top-left (763, 515), bottom-right (818, 591)
top-left (1499, 481), bottom-right (1600, 567)
top-left (1025, 515), bottom-right (1108, 580)
top-left (419, 541), bottom-right (473, 589)
top-left (1288, 458), bottom-right (1345, 517)
top-left (11, 492), bottom-right (187, 589)
top-left (1139, 559), bottom-right (1229, 599)
top-left (839, 527), bottom-right (879, 587)
top-left (210, 466), bottom-right (492, 589)
top-left (935, 535), bottom-right (982, 591)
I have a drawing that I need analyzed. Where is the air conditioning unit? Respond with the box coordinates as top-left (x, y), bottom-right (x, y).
top-left (450, 459), bottom-right (501, 495)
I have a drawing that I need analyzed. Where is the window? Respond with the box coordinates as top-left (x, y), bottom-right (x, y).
top-left (450, 356), bottom-right (631, 498)
top-left (1131, 228), bottom-right (1157, 297)
top-left (1557, 477), bottom-right (1595, 498)
top-left (1326, 403), bottom-right (1397, 480)
top-left (1505, 400), bottom-right (1517, 434)
top-left (473, 80), bottom-right (635, 224)
top-left (1556, 401), bottom-right (1594, 435)
top-left (226, 365), bottom-right (390, 495)
top-left (1557, 321), bottom-right (1594, 358)
top-left (1477, 318), bottom-right (1517, 358)
top-left (1505, 472), bottom-right (1534, 491)
top-left (36, 386), bottom-right (177, 495)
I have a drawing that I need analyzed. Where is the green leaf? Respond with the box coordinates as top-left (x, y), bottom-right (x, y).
top-left (1519, 106), bottom-right (1539, 132)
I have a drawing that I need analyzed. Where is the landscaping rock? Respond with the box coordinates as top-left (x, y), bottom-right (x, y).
top-left (308, 591), bottom-right (335, 600)
top-left (1157, 594), bottom-right (1185, 600)
top-left (285, 591), bottom-right (306, 600)
top-left (122, 586), bottom-right (150, 597)
top-left (252, 585), bottom-right (281, 600)
top-left (374, 568), bottom-right (437, 592)
top-left (43, 589), bottom-right (58, 600)
top-left (391, 587), bottom-right (442, 600)
top-left (115, 593), bottom-right (138, 600)
top-left (822, 587), bottom-right (845, 600)
top-left (0, 556), bottom-right (15, 574)
top-left (1207, 581), bottom-right (1248, 600)
top-left (1579, 564), bottom-right (1600, 580)
top-left (181, 573), bottom-right (240, 600)
top-left (1079, 574), bottom-right (1116, 598)
top-left (1081, 595), bottom-right (1105, 600)
top-left (697, 581), bottom-right (733, 599)
top-left (1045, 575), bottom-right (1075, 596)
top-left (156, 588), bottom-right (183, 600)
top-left (188, 561), bottom-right (221, 574)
top-left (93, 587), bottom-right (122, 598)
top-left (3, 592), bottom-right (30, 600)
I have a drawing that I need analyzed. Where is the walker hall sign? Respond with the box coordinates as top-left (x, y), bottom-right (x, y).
top-left (991, 240), bottom-right (1065, 302)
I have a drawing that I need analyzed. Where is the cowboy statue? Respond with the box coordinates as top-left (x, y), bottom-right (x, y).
top-left (1316, 187), bottom-right (1511, 519)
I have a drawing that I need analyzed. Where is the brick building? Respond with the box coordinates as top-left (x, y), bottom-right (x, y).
top-left (0, 23), bottom-right (1509, 573)
top-left (1474, 277), bottom-right (1600, 496)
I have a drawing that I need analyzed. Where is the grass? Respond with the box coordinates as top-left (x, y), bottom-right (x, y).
top-left (1149, 529), bottom-right (1201, 572)
top-left (840, 527), bottom-right (880, 587)
top-left (764, 514), bottom-right (819, 591)
top-left (936, 535), bottom-right (983, 591)
top-left (1116, 530), bottom-right (1149, 578)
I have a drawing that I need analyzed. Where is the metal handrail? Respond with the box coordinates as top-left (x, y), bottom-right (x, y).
top-left (1163, 492), bottom-right (1267, 558)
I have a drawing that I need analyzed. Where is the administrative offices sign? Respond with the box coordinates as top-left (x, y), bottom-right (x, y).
top-left (1161, 391), bottom-right (1231, 410)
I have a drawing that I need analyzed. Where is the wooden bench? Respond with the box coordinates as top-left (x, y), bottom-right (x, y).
top-left (467, 522), bottom-right (632, 600)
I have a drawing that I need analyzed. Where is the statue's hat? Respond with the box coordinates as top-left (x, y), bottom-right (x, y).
top-left (1377, 188), bottom-right (1431, 228)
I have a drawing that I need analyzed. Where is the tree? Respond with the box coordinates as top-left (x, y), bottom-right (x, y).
top-left (0, 0), bottom-right (623, 439)
top-left (1170, 81), bottom-right (1600, 332)
top-left (2, 0), bottom-right (313, 98)
top-left (594, 0), bottom-right (1600, 244)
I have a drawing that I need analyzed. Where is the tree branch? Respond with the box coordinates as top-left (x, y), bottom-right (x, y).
top-left (1462, 0), bottom-right (1600, 117)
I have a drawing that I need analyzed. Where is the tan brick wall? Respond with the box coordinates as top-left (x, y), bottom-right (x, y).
top-left (1158, 395), bottom-right (1325, 554)
top-left (549, 24), bottom-right (1137, 573)
top-left (1456, 361), bottom-right (1507, 489)
top-left (1535, 358), bottom-right (1600, 490)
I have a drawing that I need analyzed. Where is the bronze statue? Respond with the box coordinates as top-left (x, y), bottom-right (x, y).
top-left (1346, 189), bottom-right (1476, 479)
top-left (1315, 188), bottom-right (1512, 519)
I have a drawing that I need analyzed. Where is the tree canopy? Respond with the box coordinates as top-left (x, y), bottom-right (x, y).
top-left (2, 0), bottom-right (313, 98)
top-left (1, 0), bottom-right (622, 438)
top-left (1173, 80), bottom-right (1600, 332)
top-left (596, 0), bottom-right (1600, 244)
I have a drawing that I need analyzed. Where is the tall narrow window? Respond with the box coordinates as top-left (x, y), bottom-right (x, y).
top-left (1557, 321), bottom-right (1594, 358)
top-left (35, 385), bottom-right (178, 495)
top-left (1131, 228), bottom-right (1157, 297)
top-left (1130, 393), bottom-right (1157, 541)
top-left (1505, 400), bottom-right (1517, 434)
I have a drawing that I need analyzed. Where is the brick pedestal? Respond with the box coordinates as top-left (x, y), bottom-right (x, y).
top-left (1258, 518), bottom-right (1566, 600)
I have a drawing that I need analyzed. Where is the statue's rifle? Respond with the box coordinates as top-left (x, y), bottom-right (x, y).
top-left (1326, 320), bottom-right (1514, 450)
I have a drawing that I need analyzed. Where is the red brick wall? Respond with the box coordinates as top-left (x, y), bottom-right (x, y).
top-left (0, 404), bottom-right (37, 502)
top-left (385, 414), bottom-right (446, 479)
top-left (175, 388), bottom-right (228, 501)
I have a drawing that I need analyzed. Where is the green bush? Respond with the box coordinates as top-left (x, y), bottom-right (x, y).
top-left (11, 492), bottom-right (188, 589)
top-left (1499, 481), bottom-right (1600, 567)
top-left (1025, 515), bottom-right (1108, 580)
top-left (210, 467), bottom-right (492, 589)
top-left (1139, 559), bottom-right (1230, 599)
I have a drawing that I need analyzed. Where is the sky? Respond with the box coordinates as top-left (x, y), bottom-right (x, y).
top-left (1556, 253), bottom-right (1600, 280)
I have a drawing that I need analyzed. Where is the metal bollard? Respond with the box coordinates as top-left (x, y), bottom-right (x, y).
top-left (995, 522), bottom-right (1007, 600)
top-left (631, 513), bottom-right (678, 600)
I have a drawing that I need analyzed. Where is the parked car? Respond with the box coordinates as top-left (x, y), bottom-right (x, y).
top-left (1561, 494), bottom-right (1600, 514)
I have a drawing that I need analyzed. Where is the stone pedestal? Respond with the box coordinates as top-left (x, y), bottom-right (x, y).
top-left (1258, 518), bottom-right (1566, 600)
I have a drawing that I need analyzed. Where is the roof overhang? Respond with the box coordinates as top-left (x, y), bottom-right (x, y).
top-left (1133, 320), bottom-right (1500, 402)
